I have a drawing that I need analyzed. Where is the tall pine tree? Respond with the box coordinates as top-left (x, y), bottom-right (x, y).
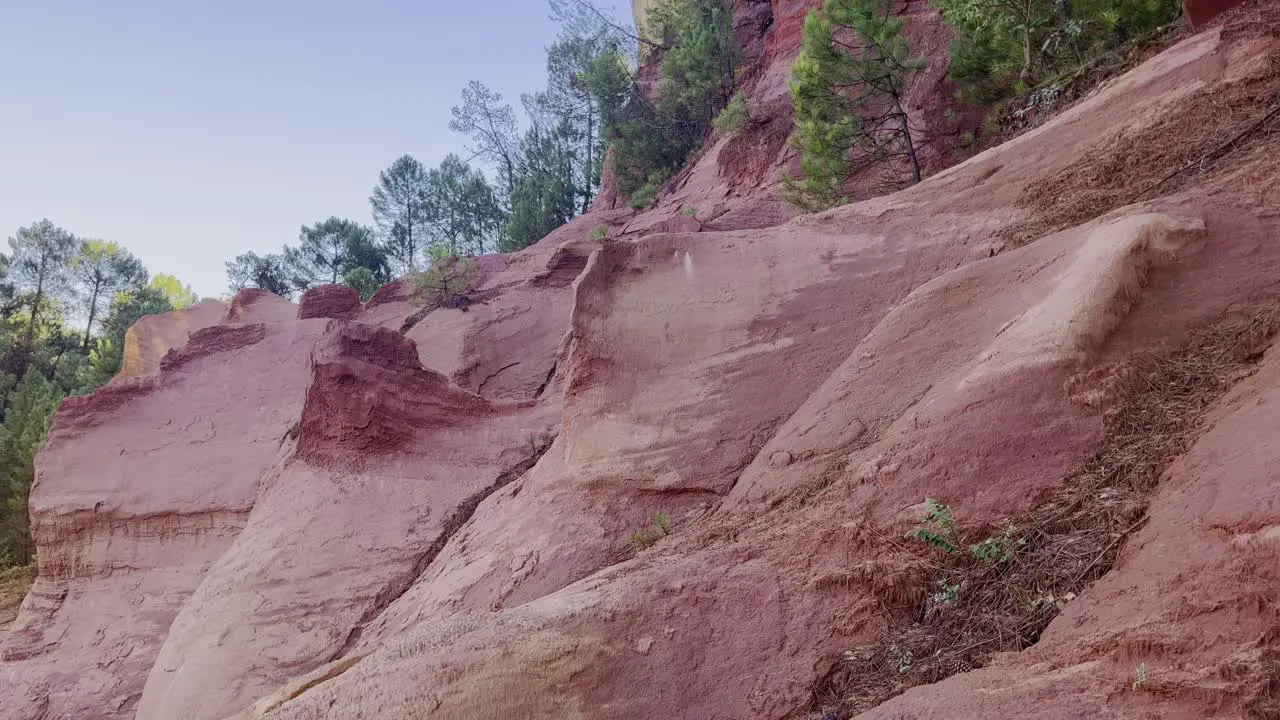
top-left (787, 0), bottom-right (922, 211)
top-left (0, 369), bottom-right (61, 567)
top-left (370, 156), bottom-right (432, 273)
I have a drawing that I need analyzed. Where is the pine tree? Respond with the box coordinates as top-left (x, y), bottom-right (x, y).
top-left (504, 120), bottom-right (580, 251)
top-left (0, 369), bottom-right (62, 567)
top-left (70, 239), bottom-right (148, 348)
top-left (423, 155), bottom-right (505, 257)
top-left (449, 82), bottom-right (520, 203)
top-left (285, 218), bottom-right (379, 288)
top-left (6, 220), bottom-right (76, 379)
top-left (787, 0), bottom-right (923, 211)
top-left (369, 156), bottom-right (431, 273)
top-left (604, 0), bottom-right (739, 197)
top-left (225, 252), bottom-right (292, 297)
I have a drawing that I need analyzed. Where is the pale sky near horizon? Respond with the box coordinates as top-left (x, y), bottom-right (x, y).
top-left (0, 1), bottom-right (632, 298)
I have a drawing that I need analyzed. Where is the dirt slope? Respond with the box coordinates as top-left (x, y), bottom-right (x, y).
top-left (3, 4), bottom-right (1280, 720)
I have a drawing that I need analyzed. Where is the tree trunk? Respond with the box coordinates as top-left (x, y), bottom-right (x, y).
top-left (892, 95), bottom-right (922, 184)
top-left (82, 283), bottom-right (101, 349)
top-left (583, 99), bottom-right (595, 214)
top-left (16, 264), bottom-right (47, 379)
top-left (1021, 0), bottom-right (1034, 80)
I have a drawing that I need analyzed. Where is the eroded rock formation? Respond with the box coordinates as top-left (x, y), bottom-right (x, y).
top-left (3, 3), bottom-right (1280, 719)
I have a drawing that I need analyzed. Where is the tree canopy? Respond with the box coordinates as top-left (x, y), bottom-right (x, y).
top-left (370, 155), bottom-right (431, 273)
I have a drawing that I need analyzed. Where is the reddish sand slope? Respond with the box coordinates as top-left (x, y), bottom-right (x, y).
top-left (3, 4), bottom-right (1279, 720)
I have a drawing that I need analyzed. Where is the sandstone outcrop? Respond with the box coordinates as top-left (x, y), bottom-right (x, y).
top-left (296, 284), bottom-right (362, 320)
top-left (4, 3), bottom-right (1280, 720)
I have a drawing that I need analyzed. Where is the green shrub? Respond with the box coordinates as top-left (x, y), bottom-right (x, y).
top-left (909, 499), bottom-right (1026, 565)
top-left (589, 224), bottom-right (609, 242)
top-left (629, 169), bottom-right (671, 210)
top-left (968, 529), bottom-right (1025, 564)
top-left (713, 91), bottom-right (747, 134)
top-left (908, 499), bottom-right (960, 554)
top-left (413, 246), bottom-right (476, 308)
top-left (630, 511), bottom-right (672, 551)
top-left (342, 267), bottom-right (380, 302)
top-left (607, 0), bottom-right (740, 197)
top-left (937, 0), bottom-right (1181, 100)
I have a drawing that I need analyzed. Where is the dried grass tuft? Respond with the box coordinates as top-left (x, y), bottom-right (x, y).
top-left (1001, 52), bottom-right (1280, 248)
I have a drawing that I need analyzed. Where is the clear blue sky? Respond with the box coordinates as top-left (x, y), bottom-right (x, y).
top-left (0, 1), bottom-right (631, 298)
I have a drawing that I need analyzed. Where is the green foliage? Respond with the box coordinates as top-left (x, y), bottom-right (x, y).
top-left (0, 222), bottom-right (185, 570)
top-left (932, 578), bottom-right (961, 605)
top-left (681, 206), bottom-right (698, 217)
top-left (286, 217), bottom-right (382, 289)
top-left (70, 239), bottom-right (147, 348)
top-left (370, 155), bottom-right (432, 273)
top-left (1132, 663), bottom-right (1149, 690)
top-left (426, 155), bottom-right (505, 256)
top-left (503, 119), bottom-right (580, 252)
top-left (608, 0), bottom-right (739, 200)
top-left (713, 90), bottom-right (747, 134)
top-left (653, 511), bottom-right (671, 535)
top-left (76, 287), bottom-right (175, 391)
top-left (787, 0), bottom-right (923, 211)
top-left (7, 220), bottom-right (78, 379)
top-left (0, 370), bottom-right (62, 567)
top-left (653, 0), bottom-right (738, 123)
top-left (629, 169), bottom-right (671, 210)
top-left (629, 510), bottom-right (673, 551)
top-left (342, 267), bottom-right (381, 302)
top-left (968, 527), bottom-right (1026, 564)
top-left (589, 224), bottom-right (609, 241)
top-left (450, 81), bottom-right (520, 201)
top-left (910, 499), bottom-right (1027, 567)
top-left (149, 274), bottom-right (199, 309)
top-left (937, 0), bottom-right (1181, 98)
top-left (539, 32), bottom-right (633, 214)
top-left (413, 246), bottom-right (477, 308)
top-left (908, 498), bottom-right (960, 554)
top-left (225, 252), bottom-right (292, 298)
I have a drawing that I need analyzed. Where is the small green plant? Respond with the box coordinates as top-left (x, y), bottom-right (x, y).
top-left (932, 578), bottom-right (960, 605)
top-left (631, 529), bottom-right (657, 551)
top-left (681, 206), bottom-right (698, 217)
top-left (653, 511), bottom-right (671, 535)
top-left (713, 90), bottom-right (747, 134)
top-left (1132, 663), bottom-right (1148, 690)
top-left (908, 499), bottom-right (960, 554)
top-left (413, 246), bottom-right (475, 308)
top-left (968, 528), bottom-right (1025, 564)
top-left (589, 224), bottom-right (609, 242)
top-left (630, 511), bottom-right (673, 552)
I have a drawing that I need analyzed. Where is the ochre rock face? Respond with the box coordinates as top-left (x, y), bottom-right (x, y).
top-left (5, 5), bottom-right (1280, 720)
top-left (633, 0), bottom-right (659, 40)
top-left (117, 299), bottom-right (227, 381)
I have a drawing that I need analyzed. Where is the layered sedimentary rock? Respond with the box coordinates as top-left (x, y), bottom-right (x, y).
top-left (4, 3), bottom-right (1280, 720)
